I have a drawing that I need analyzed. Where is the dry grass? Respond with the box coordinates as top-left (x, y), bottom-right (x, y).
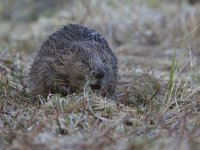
top-left (1, 0), bottom-right (200, 149)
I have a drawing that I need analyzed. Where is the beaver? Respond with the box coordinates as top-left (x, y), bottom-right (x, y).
top-left (27, 24), bottom-right (118, 98)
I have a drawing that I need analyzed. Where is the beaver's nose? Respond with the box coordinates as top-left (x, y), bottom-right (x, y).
top-left (93, 69), bottom-right (105, 79)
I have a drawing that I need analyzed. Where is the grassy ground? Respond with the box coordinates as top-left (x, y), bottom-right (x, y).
top-left (1, 0), bottom-right (200, 149)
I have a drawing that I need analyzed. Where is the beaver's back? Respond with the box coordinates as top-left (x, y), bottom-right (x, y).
top-left (40, 24), bottom-right (113, 54)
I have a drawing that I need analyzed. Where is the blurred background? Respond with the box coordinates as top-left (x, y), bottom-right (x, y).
top-left (0, 0), bottom-right (200, 76)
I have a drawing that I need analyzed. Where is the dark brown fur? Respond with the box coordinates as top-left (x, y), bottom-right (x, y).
top-left (27, 24), bottom-right (118, 97)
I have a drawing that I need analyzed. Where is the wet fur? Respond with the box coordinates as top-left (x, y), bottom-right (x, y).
top-left (27, 24), bottom-right (118, 97)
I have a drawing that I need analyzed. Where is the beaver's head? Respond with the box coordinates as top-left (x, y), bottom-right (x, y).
top-left (57, 41), bottom-right (116, 96)
top-left (48, 42), bottom-right (116, 96)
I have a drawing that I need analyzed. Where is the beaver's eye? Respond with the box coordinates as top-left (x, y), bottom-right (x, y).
top-left (89, 59), bottom-right (94, 64)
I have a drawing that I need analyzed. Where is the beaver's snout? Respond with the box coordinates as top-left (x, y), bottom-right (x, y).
top-left (90, 69), bottom-right (104, 91)
top-left (92, 69), bottom-right (105, 79)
